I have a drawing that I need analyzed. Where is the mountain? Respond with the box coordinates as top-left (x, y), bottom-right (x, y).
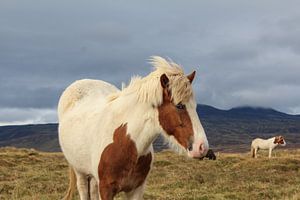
top-left (0, 105), bottom-right (299, 152)
top-left (198, 105), bottom-right (299, 119)
top-left (0, 124), bottom-right (60, 152)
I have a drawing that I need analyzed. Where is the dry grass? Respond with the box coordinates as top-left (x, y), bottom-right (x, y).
top-left (1, 147), bottom-right (300, 200)
top-left (0, 147), bottom-right (68, 200)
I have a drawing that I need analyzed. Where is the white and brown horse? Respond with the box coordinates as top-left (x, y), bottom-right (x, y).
top-left (251, 136), bottom-right (286, 158)
top-left (58, 56), bottom-right (209, 200)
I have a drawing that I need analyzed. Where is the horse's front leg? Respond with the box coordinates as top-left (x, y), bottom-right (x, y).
top-left (125, 182), bottom-right (146, 200)
top-left (90, 177), bottom-right (100, 200)
top-left (268, 148), bottom-right (272, 158)
top-left (74, 171), bottom-right (90, 200)
top-left (99, 184), bottom-right (116, 200)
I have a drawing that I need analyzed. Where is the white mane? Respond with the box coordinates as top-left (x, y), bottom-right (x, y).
top-left (108, 56), bottom-right (194, 106)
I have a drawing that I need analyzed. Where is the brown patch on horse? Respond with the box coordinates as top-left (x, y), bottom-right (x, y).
top-left (98, 124), bottom-right (152, 200)
top-left (273, 137), bottom-right (279, 144)
top-left (157, 74), bottom-right (193, 148)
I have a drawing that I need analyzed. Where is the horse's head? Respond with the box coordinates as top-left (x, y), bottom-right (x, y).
top-left (274, 135), bottom-right (286, 146)
top-left (157, 71), bottom-right (209, 158)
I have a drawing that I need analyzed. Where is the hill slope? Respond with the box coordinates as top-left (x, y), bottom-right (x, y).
top-left (0, 105), bottom-right (299, 152)
top-left (0, 124), bottom-right (60, 152)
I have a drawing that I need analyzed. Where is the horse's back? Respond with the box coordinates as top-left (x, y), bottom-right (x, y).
top-left (252, 138), bottom-right (269, 149)
top-left (58, 79), bottom-right (119, 119)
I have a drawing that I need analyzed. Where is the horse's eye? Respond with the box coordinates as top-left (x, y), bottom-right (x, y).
top-left (176, 103), bottom-right (185, 110)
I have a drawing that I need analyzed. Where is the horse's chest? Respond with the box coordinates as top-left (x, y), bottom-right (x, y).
top-left (120, 153), bottom-right (152, 192)
top-left (98, 124), bottom-right (152, 197)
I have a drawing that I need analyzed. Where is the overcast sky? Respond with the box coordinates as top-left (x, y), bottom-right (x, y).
top-left (1, 0), bottom-right (300, 125)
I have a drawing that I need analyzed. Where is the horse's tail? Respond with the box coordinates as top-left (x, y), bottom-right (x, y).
top-left (63, 166), bottom-right (77, 200)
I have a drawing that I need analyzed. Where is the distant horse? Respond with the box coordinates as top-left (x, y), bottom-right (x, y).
top-left (251, 136), bottom-right (286, 158)
top-left (58, 56), bottom-right (209, 200)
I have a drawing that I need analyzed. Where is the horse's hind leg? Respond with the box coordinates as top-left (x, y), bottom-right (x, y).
top-left (254, 148), bottom-right (258, 158)
top-left (125, 182), bottom-right (146, 200)
top-left (74, 170), bottom-right (90, 200)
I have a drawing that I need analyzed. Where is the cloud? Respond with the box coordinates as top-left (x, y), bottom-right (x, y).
top-left (0, 85), bottom-right (62, 109)
top-left (1, 0), bottom-right (300, 125)
top-left (0, 108), bottom-right (57, 126)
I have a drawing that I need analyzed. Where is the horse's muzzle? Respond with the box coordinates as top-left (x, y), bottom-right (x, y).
top-left (187, 139), bottom-right (208, 158)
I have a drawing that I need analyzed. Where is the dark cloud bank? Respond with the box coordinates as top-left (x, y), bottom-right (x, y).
top-left (1, 0), bottom-right (300, 125)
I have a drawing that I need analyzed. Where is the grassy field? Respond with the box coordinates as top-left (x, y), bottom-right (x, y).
top-left (1, 147), bottom-right (300, 200)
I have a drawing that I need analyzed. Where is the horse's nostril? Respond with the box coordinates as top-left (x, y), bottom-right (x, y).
top-left (199, 143), bottom-right (205, 153)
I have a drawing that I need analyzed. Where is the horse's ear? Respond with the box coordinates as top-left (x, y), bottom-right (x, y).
top-left (187, 71), bottom-right (196, 83)
top-left (160, 74), bottom-right (169, 89)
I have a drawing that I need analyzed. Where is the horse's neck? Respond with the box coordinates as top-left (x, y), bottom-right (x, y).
top-left (267, 137), bottom-right (275, 143)
top-left (110, 97), bottom-right (161, 155)
top-left (129, 115), bottom-right (161, 155)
